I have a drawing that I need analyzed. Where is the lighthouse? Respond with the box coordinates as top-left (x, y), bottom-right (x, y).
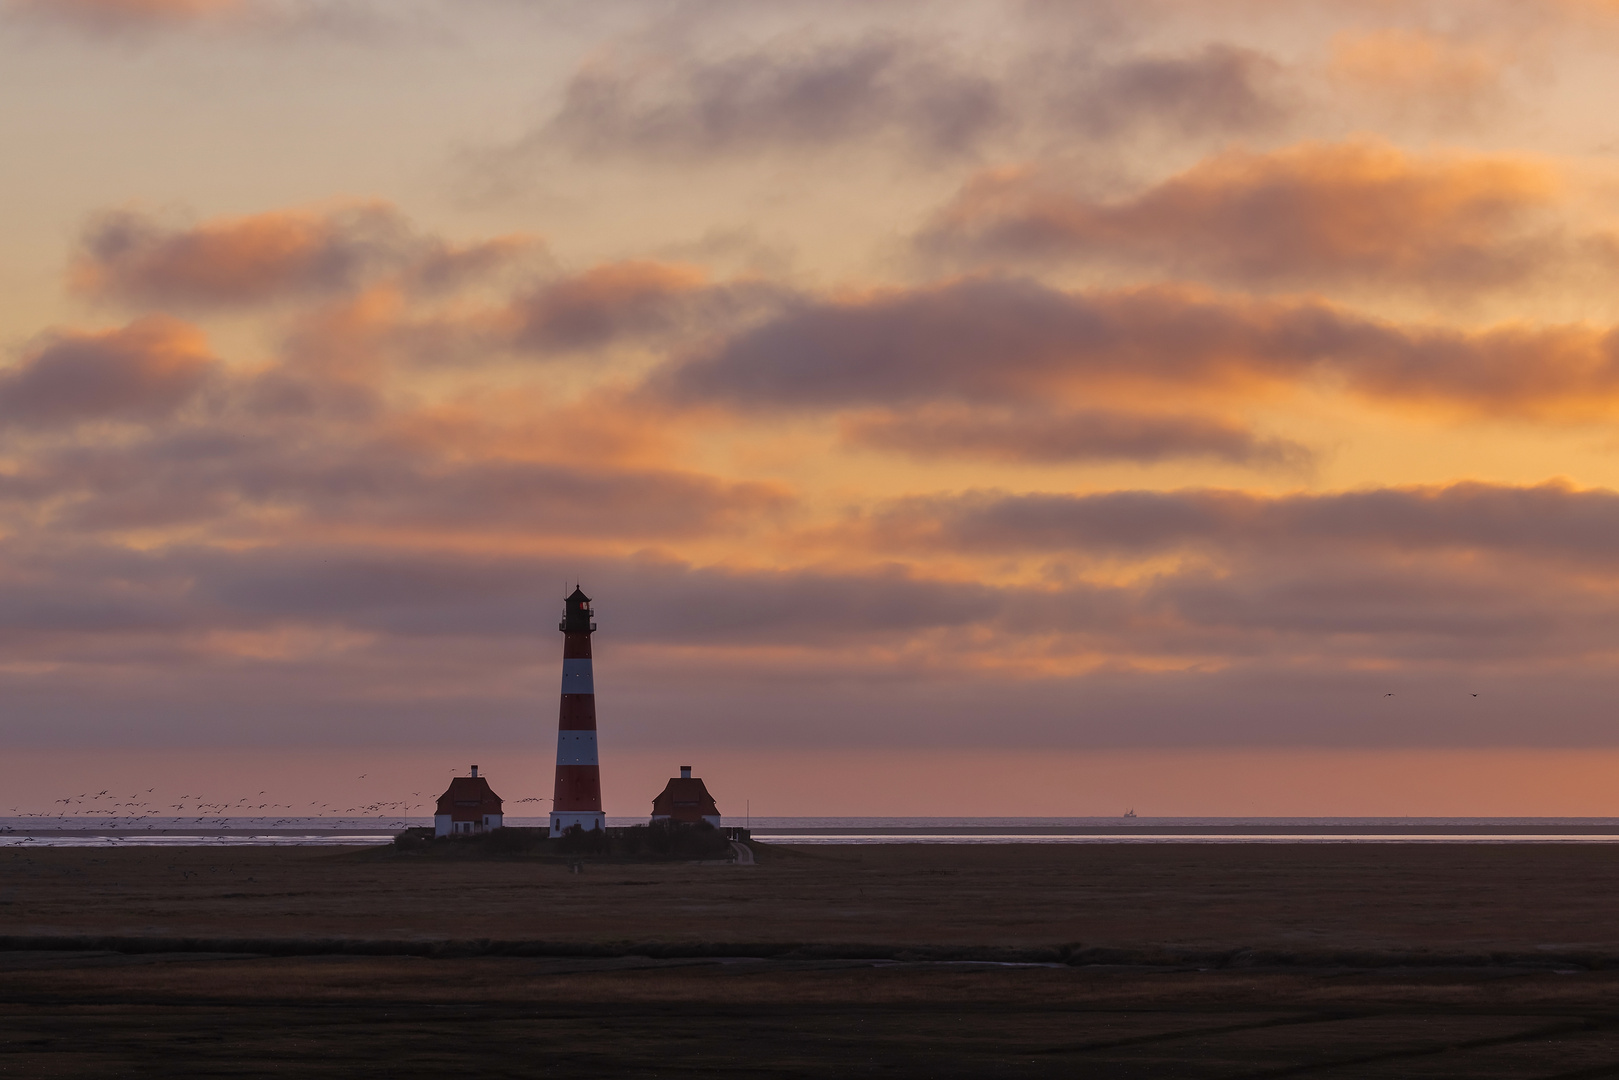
top-left (550, 586), bottom-right (606, 836)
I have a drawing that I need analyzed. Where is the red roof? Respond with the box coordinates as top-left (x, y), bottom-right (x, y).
top-left (435, 776), bottom-right (503, 821)
top-left (650, 776), bottom-right (719, 822)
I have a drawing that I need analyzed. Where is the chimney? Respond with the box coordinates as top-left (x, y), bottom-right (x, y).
top-left (680, 765), bottom-right (691, 779)
top-left (471, 765), bottom-right (479, 778)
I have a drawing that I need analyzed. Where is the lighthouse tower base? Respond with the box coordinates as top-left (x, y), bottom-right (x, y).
top-left (550, 810), bottom-right (606, 837)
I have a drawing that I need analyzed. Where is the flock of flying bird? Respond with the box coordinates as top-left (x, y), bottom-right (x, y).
top-left (0, 773), bottom-right (552, 834)
top-left (6, 694), bottom-right (1481, 831)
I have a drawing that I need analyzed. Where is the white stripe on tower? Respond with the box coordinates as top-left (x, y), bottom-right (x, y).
top-left (560, 658), bottom-right (594, 695)
top-left (555, 729), bottom-right (599, 766)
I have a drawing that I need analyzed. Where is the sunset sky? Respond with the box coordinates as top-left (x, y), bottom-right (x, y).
top-left (8, 0), bottom-right (1619, 816)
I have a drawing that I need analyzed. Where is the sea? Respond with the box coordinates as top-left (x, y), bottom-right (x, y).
top-left (6, 816), bottom-right (1619, 847)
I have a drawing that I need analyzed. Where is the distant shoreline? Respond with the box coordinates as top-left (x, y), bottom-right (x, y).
top-left (753, 823), bottom-right (1619, 835)
top-left (10, 817), bottom-right (1619, 846)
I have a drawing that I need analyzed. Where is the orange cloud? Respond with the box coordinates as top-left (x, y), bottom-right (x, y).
top-left (4, 307), bottom-right (1619, 751)
top-left (510, 35), bottom-right (1289, 176)
top-left (862, 481), bottom-right (1619, 567)
top-left (841, 405), bottom-right (1309, 467)
top-left (10, 480), bottom-right (1619, 751)
top-left (508, 261), bottom-right (711, 352)
top-left (543, 38), bottom-right (1005, 161)
top-left (920, 141), bottom-right (1579, 295)
top-left (73, 204), bottom-right (537, 308)
top-left (658, 276), bottom-right (1619, 421)
top-left (0, 307), bottom-right (792, 544)
top-left (0, 315), bottom-right (217, 428)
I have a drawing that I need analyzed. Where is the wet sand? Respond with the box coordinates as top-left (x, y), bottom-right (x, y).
top-left (6, 842), bottom-right (1619, 1076)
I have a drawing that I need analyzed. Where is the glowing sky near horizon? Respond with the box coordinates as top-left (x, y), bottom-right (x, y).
top-left (8, 0), bottom-right (1619, 814)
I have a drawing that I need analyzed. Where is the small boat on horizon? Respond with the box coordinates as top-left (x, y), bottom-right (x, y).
top-left (1123, 808), bottom-right (1136, 818)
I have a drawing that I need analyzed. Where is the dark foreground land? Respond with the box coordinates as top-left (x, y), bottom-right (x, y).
top-left (6, 842), bottom-right (1619, 1077)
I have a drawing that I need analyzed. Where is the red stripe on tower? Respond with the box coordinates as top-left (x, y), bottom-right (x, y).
top-left (550, 586), bottom-right (605, 836)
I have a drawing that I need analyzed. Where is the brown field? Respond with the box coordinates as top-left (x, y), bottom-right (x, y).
top-left (5, 841), bottom-right (1619, 1077)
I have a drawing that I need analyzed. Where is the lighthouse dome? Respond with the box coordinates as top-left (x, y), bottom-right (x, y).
top-left (560, 587), bottom-right (595, 633)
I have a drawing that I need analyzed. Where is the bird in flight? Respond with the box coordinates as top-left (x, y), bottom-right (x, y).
top-left (1384, 693), bottom-right (1394, 697)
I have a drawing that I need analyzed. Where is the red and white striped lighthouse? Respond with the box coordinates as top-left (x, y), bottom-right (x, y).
top-left (550, 586), bottom-right (605, 836)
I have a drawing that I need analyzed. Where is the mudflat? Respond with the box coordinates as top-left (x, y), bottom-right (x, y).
top-left (7, 841), bottom-right (1619, 956)
top-left (6, 842), bottom-right (1619, 1077)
